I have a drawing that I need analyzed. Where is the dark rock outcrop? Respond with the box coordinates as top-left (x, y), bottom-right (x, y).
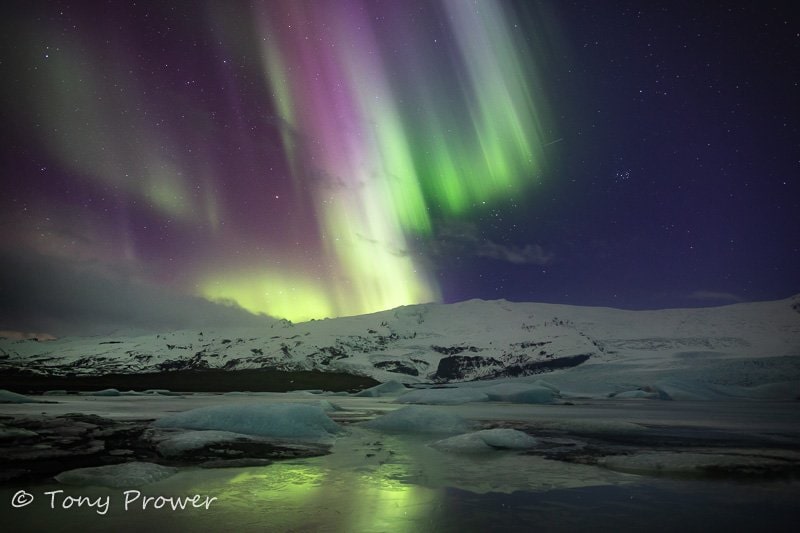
top-left (434, 353), bottom-right (592, 382)
top-left (373, 361), bottom-right (419, 376)
top-left (433, 355), bottom-right (503, 381)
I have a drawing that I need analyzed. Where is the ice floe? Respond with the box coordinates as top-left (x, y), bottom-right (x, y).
top-left (0, 389), bottom-right (40, 403)
top-left (395, 388), bottom-right (490, 405)
top-left (80, 388), bottom-right (122, 397)
top-left (431, 428), bottom-right (538, 453)
top-left (481, 383), bottom-right (558, 404)
top-left (152, 402), bottom-right (341, 440)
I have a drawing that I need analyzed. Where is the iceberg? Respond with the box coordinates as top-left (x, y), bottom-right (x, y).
top-left (155, 430), bottom-right (258, 457)
top-left (153, 402), bottom-right (341, 440)
top-left (80, 388), bottom-right (122, 397)
top-left (395, 388), bottom-right (490, 405)
top-left (0, 389), bottom-right (40, 403)
top-left (611, 389), bottom-right (660, 399)
top-left (318, 399), bottom-right (343, 412)
top-left (482, 383), bottom-right (557, 404)
top-left (431, 428), bottom-right (539, 453)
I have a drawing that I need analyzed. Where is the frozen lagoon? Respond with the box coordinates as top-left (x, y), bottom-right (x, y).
top-left (2, 393), bottom-right (799, 532)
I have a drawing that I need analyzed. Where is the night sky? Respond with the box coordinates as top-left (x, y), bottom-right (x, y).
top-left (1, 0), bottom-right (797, 336)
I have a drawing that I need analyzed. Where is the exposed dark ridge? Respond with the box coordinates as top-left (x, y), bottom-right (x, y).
top-left (490, 353), bottom-right (593, 379)
top-left (433, 353), bottom-right (592, 382)
top-left (0, 368), bottom-right (379, 394)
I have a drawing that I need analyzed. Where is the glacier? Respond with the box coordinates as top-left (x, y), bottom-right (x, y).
top-left (1, 296), bottom-right (798, 400)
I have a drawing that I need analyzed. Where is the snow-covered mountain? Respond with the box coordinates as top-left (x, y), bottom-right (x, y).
top-left (1, 296), bottom-right (799, 392)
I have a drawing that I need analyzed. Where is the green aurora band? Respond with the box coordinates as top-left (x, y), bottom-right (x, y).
top-left (202, 0), bottom-right (552, 322)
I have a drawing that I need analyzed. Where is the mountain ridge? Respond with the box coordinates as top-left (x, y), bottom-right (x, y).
top-left (1, 295), bottom-right (798, 390)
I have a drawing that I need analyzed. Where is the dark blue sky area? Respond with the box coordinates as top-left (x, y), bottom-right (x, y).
top-left (442, 1), bottom-right (798, 309)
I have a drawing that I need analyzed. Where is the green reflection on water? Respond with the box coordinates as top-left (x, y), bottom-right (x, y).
top-left (204, 459), bottom-right (438, 532)
top-left (2, 428), bottom-right (634, 531)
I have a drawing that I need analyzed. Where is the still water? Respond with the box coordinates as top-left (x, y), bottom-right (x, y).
top-left (3, 424), bottom-right (799, 532)
top-left (2, 396), bottom-right (800, 531)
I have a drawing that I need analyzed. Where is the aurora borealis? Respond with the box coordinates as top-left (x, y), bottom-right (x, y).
top-left (200, 0), bottom-right (551, 321)
top-left (1, 0), bottom-right (797, 335)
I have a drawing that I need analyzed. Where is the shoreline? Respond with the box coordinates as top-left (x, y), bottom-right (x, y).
top-left (0, 368), bottom-right (379, 394)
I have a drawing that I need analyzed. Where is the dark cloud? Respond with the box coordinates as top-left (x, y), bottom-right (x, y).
top-left (355, 233), bottom-right (411, 258)
top-left (430, 221), bottom-right (554, 266)
top-left (0, 250), bottom-right (275, 337)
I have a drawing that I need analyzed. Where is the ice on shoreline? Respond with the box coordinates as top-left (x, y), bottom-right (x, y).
top-left (354, 380), bottom-right (408, 397)
top-left (55, 462), bottom-right (177, 488)
top-left (393, 381), bottom-right (559, 405)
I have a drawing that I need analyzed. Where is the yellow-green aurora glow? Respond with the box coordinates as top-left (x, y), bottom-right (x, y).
top-left (7, 0), bottom-right (554, 323)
